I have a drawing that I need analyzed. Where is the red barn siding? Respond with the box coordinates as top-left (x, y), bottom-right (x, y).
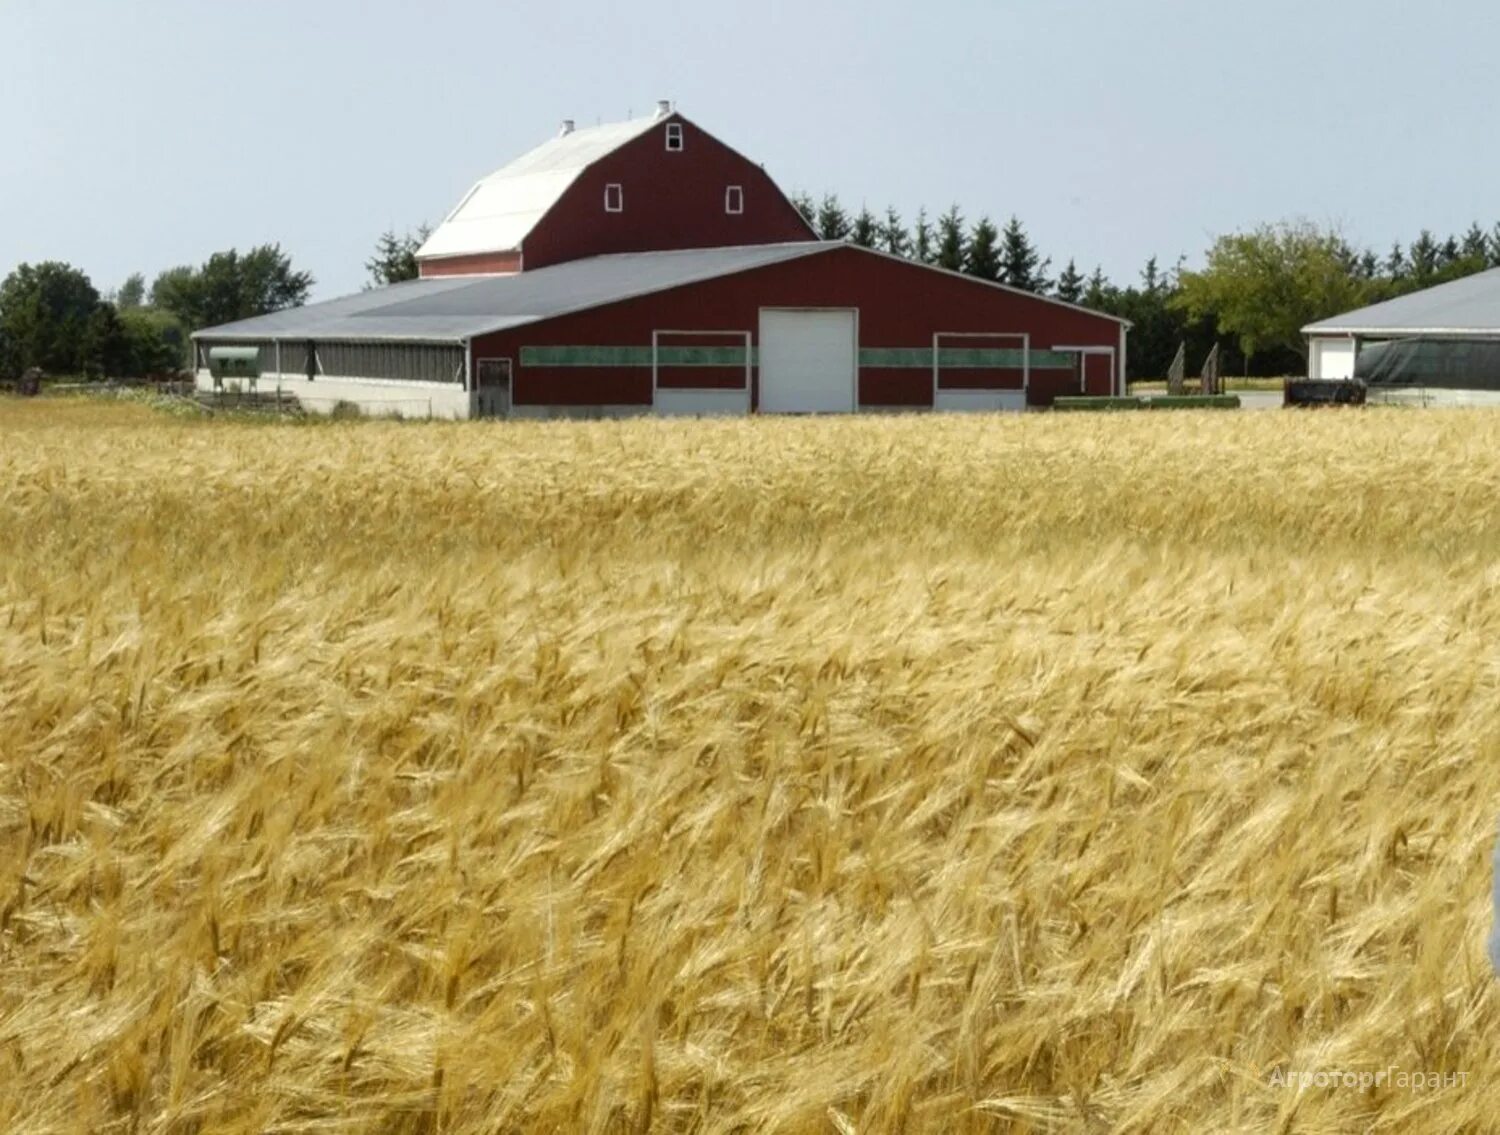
top-left (521, 117), bottom-right (815, 270)
top-left (859, 370), bottom-right (931, 407)
top-left (420, 251), bottom-right (523, 278)
top-left (470, 246), bottom-right (1125, 409)
top-left (1084, 353), bottom-right (1113, 395)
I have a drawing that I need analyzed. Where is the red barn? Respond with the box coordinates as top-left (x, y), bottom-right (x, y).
top-left (416, 102), bottom-right (816, 277)
top-left (193, 105), bottom-right (1129, 419)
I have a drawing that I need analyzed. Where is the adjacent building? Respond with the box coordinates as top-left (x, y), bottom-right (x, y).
top-left (1304, 268), bottom-right (1500, 403)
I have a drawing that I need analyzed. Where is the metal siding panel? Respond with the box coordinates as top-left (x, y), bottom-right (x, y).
top-left (471, 247), bottom-right (1124, 410)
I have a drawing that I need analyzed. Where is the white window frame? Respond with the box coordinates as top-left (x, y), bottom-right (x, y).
top-left (651, 330), bottom-right (752, 407)
top-left (725, 185), bottom-right (744, 215)
top-left (665, 122), bottom-right (684, 151)
top-left (933, 332), bottom-right (1029, 402)
top-left (604, 183), bottom-right (624, 213)
top-left (1053, 345), bottom-right (1117, 394)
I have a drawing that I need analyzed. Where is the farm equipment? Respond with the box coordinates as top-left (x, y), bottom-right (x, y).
top-left (1284, 378), bottom-right (1366, 407)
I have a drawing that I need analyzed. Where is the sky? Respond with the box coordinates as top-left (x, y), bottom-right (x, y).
top-left (4, 0), bottom-right (1499, 300)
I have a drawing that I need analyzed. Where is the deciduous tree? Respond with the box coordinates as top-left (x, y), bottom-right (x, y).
top-left (0, 261), bottom-right (103, 377)
top-left (1175, 221), bottom-right (1368, 363)
top-left (151, 244), bottom-right (312, 331)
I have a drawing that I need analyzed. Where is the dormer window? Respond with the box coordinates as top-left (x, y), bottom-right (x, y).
top-left (665, 123), bottom-right (684, 151)
top-left (725, 186), bottom-right (744, 215)
top-left (604, 183), bottom-right (623, 213)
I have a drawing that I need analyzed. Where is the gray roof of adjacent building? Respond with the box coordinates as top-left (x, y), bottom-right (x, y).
top-left (193, 243), bottom-right (834, 343)
top-left (1304, 268), bottom-right (1500, 336)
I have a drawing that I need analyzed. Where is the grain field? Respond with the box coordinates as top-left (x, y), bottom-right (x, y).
top-left (1, 397), bottom-right (1498, 1132)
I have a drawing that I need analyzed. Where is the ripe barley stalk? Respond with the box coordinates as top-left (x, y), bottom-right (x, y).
top-left (0, 397), bottom-right (1498, 1131)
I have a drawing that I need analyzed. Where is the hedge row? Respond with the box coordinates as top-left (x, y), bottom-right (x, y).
top-left (1053, 395), bottom-right (1242, 412)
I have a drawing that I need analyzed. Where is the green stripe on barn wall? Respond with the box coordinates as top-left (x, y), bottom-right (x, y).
top-left (520, 346), bottom-right (1080, 369)
top-left (860, 348), bottom-right (1078, 369)
top-left (522, 346), bottom-right (751, 367)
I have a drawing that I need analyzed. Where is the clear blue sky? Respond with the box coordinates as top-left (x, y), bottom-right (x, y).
top-left (5, 0), bottom-right (1498, 300)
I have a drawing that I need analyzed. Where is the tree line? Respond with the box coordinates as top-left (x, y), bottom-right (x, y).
top-left (785, 195), bottom-right (1500, 378)
top-left (0, 247), bottom-right (311, 380)
top-left (7, 209), bottom-right (1500, 383)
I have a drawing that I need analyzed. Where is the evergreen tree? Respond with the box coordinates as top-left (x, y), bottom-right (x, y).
top-left (879, 206), bottom-right (908, 258)
top-left (911, 208), bottom-right (935, 264)
top-left (816, 194), bottom-right (851, 242)
top-left (849, 206), bottom-right (879, 248)
top-left (1140, 255), bottom-right (1164, 296)
top-left (999, 216), bottom-right (1050, 293)
top-left (366, 225), bottom-right (431, 287)
top-left (1386, 242), bottom-right (1408, 280)
top-left (1408, 230), bottom-right (1440, 283)
top-left (1083, 266), bottom-right (1114, 310)
top-left (1055, 259), bottom-right (1085, 303)
top-left (963, 217), bottom-right (1001, 280)
top-left (1355, 250), bottom-right (1380, 279)
top-left (935, 205), bottom-right (966, 271)
top-left (1489, 224), bottom-right (1500, 269)
top-left (1461, 222), bottom-right (1489, 262)
top-left (1438, 235), bottom-right (1461, 267)
top-left (788, 192), bottom-right (817, 232)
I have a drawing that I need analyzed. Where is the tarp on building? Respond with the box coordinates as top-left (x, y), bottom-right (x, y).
top-left (1355, 338), bottom-right (1500, 391)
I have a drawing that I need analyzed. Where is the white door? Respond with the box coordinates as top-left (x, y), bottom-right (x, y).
top-left (759, 309), bottom-right (857, 413)
top-left (1310, 338), bottom-right (1355, 380)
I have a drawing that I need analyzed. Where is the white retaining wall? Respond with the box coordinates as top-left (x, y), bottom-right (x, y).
top-left (933, 390), bottom-right (1028, 412)
top-left (654, 389), bottom-right (751, 416)
top-left (196, 370), bottom-right (472, 420)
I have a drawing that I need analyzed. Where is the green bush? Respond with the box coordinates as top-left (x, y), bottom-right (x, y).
top-left (1145, 395), bottom-right (1241, 409)
top-left (1053, 396), bottom-right (1146, 411)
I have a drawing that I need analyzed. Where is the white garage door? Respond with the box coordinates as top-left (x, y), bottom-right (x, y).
top-left (759, 309), bottom-right (857, 413)
top-left (1311, 337), bottom-right (1356, 380)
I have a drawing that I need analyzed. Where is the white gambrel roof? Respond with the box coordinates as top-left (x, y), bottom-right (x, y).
top-left (417, 115), bottom-right (666, 263)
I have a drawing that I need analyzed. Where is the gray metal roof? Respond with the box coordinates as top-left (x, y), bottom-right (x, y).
top-left (194, 242), bottom-right (834, 343)
top-left (1304, 268), bottom-right (1500, 336)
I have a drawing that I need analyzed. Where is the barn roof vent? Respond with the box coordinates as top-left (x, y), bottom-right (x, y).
top-left (559, 119), bottom-right (575, 136)
top-left (654, 99), bottom-right (672, 119)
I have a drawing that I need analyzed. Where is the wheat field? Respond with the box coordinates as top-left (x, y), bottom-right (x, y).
top-left (1, 397), bottom-right (1497, 1133)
